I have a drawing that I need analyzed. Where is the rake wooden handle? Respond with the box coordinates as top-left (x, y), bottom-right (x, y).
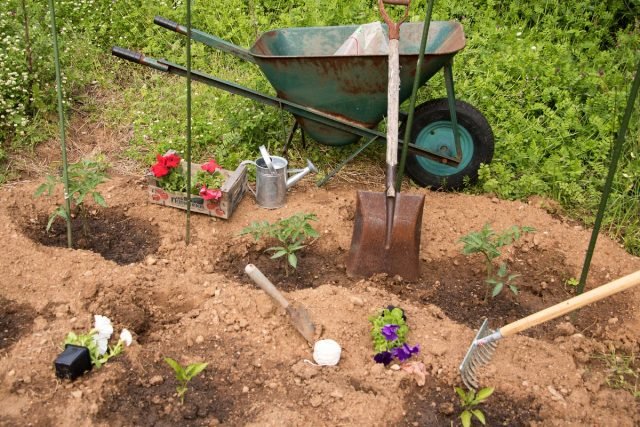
top-left (500, 269), bottom-right (640, 338)
top-left (245, 264), bottom-right (289, 309)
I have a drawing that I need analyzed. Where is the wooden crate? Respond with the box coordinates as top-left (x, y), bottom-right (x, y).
top-left (146, 162), bottom-right (247, 219)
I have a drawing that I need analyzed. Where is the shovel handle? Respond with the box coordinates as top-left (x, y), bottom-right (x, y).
top-left (500, 269), bottom-right (640, 338)
top-left (245, 264), bottom-right (290, 309)
top-left (379, 0), bottom-right (410, 39)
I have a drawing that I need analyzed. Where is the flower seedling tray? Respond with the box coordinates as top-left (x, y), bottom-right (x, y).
top-left (54, 344), bottom-right (92, 380)
top-left (146, 162), bottom-right (247, 219)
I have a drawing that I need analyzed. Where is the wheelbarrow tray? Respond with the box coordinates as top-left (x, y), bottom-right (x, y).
top-left (248, 21), bottom-right (465, 146)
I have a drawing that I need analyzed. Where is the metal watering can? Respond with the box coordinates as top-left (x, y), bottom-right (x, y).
top-left (241, 146), bottom-right (317, 209)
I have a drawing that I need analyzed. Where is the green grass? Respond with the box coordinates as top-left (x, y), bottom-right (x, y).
top-left (1, 0), bottom-right (639, 253)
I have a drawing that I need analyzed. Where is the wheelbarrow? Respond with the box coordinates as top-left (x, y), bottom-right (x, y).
top-left (112, 16), bottom-right (494, 189)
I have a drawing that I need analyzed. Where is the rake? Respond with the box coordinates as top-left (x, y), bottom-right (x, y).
top-left (460, 269), bottom-right (640, 389)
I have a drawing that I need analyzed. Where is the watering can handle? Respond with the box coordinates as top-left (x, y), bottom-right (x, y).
top-left (259, 145), bottom-right (276, 174)
top-left (379, 0), bottom-right (411, 40)
top-left (239, 160), bottom-right (257, 197)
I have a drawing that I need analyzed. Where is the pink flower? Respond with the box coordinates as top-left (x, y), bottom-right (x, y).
top-left (201, 159), bottom-right (222, 173)
top-left (199, 186), bottom-right (222, 200)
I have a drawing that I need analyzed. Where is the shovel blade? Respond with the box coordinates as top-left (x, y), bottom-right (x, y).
top-left (346, 191), bottom-right (424, 281)
top-left (286, 303), bottom-right (316, 345)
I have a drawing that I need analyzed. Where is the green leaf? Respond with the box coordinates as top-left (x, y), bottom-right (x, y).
top-left (288, 253), bottom-right (297, 269)
top-left (92, 192), bottom-right (107, 207)
top-left (184, 362), bottom-right (208, 380)
top-left (455, 386), bottom-right (468, 401)
top-left (34, 183), bottom-right (49, 197)
top-left (497, 262), bottom-right (507, 277)
top-left (270, 250), bottom-right (287, 259)
top-left (164, 357), bottom-right (186, 380)
top-left (491, 282), bottom-right (504, 298)
top-left (472, 409), bottom-right (487, 425)
top-left (509, 285), bottom-right (519, 295)
top-left (460, 410), bottom-right (472, 427)
top-left (475, 387), bottom-right (494, 401)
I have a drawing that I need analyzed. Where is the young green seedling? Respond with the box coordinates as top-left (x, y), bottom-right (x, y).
top-left (164, 358), bottom-right (208, 404)
top-left (240, 213), bottom-right (319, 275)
top-left (459, 224), bottom-right (534, 300)
top-left (34, 157), bottom-right (109, 234)
top-left (455, 386), bottom-right (494, 427)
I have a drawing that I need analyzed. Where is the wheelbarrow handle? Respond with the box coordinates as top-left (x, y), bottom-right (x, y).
top-left (111, 46), bottom-right (169, 72)
top-left (378, 0), bottom-right (411, 40)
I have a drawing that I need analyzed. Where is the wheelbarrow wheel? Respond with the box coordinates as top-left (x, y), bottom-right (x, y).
top-left (403, 98), bottom-right (494, 190)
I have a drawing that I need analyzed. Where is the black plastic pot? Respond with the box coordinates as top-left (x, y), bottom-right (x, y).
top-left (54, 344), bottom-right (92, 380)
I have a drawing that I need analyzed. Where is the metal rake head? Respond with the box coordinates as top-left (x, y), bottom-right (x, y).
top-left (459, 319), bottom-right (499, 390)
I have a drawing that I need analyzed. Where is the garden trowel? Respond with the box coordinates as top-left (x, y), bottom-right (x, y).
top-left (346, 0), bottom-right (424, 281)
top-left (244, 264), bottom-right (316, 345)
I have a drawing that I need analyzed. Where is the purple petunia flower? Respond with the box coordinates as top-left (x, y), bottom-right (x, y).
top-left (373, 351), bottom-right (393, 365)
top-left (391, 343), bottom-right (420, 362)
top-left (381, 324), bottom-right (400, 341)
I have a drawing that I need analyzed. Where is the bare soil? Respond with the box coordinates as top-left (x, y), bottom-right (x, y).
top-left (0, 136), bottom-right (639, 426)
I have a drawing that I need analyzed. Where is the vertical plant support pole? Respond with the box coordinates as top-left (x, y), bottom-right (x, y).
top-left (20, 0), bottom-right (33, 109)
top-left (576, 59), bottom-right (640, 295)
top-left (185, 0), bottom-right (193, 245)
top-left (48, 0), bottom-right (72, 248)
top-left (396, 0), bottom-right (435, 191)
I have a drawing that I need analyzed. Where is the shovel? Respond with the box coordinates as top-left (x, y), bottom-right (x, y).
top-left (244, 264), bottom-right (316, 345)
top-left (346, 0), bottom-right (425, 281)
top-left (460, 269), bottom-right (640, 389)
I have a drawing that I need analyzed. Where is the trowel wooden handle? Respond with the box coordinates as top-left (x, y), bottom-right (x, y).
top-left (500, 269), bottom-right (640, 338)
top-left (245, 264), bottom-right (289, 309)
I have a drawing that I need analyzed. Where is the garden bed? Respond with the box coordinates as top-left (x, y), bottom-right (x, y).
top-left (0, 175), bottom-right (639, 426)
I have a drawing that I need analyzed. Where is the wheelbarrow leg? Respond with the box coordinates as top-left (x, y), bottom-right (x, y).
top-left (282, 121), bottom-right (299, 156)
top-left (281, 122), bottom-right (307, 156)
top-left (444, 60), bottom-right (462, 162)
top-left (316, 135), bottom-right (380, 187)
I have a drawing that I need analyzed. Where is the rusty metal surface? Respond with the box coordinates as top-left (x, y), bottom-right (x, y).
top-left (249, 21), bottom-right (463, 146)
top-left (346, 191), bottom-right (425, 281)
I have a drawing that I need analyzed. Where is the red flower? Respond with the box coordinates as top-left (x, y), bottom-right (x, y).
top-left (151, 162), bottom-right (169, 178)
top-left (199, 185), bottom-right (222, 200)
top-left (151, 153), bottom-right (181, 178)
top-left (164, 154), bottom-right (181, 168)
top-left (201, 159), bottom-right (221, 173)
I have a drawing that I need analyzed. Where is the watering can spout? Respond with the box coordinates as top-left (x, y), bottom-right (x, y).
top-left (286, 159), bottom-right (317, 189)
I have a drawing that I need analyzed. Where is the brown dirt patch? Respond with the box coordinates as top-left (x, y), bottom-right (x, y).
top-left (18, 205), bottom-right (161, 265)
top-left (0, 296), bottom-right (36, 353)
top-left (402, 377), bottom-right (542, 426)
top-left (0, 175), bottom-right (639, 426)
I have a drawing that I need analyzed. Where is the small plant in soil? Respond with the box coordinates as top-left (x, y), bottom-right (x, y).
top-left (455, 386), bottom-right (494, 427)
top-left (459, 224), bottom-right (535, 300)
top-left (63, 315), bottom-right (132, 368)
top-left (151, 152), bottom-right (225, 200)
top-left (34, 157), bottom-right (109, 233)
top-left (164, 358), bottom-right (208, 404)
top-left (369, 306), bottom-right (420, 365)
top-left (594, 350), bottom-right (640, 398)
top-left (239, 213), bottom-right (319, 274)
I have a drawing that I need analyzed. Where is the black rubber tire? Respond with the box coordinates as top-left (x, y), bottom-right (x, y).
top-left (403, 98), bottom-right (494, 190)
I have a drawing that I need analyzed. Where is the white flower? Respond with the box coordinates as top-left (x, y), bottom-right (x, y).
top-left (120, 329), bottom-right (133, 347)
top-left (93, 334), bottom-right (109, 355)
top-left (516, 31), bottom-right (522, 37)
top-left (94, 315), bottom-right (113, 340)
top-left (531, 46), bottom-right (537, 51)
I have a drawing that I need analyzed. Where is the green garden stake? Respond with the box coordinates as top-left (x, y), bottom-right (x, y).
top-left (48, 0), bottom-right (72, 248)
top-left (185, 0), bottom-right (193, 245)
top-left (396, 0), bottom-right (435, 191)
top-left (577, 59), bottom-right (640, 295)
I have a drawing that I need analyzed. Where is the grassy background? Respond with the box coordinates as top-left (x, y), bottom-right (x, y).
top-left (1, 0), bottom-right (639, 253)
